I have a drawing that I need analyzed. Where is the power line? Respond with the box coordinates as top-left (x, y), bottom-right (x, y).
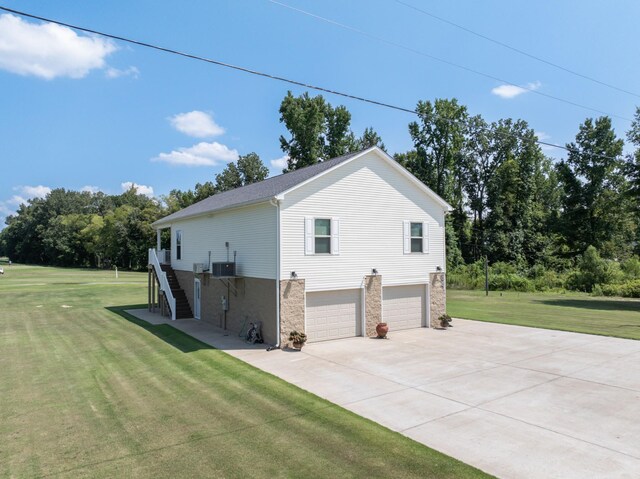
top-left (0, 5), bottom-right (623, 162)
top-left (268, 0), bottom-right (632, 123)
top-left (393, 0), bottom-right (640, 100)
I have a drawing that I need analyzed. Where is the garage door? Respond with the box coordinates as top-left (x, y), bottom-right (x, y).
top-left (306, 289), bottom-right (361, 342)
top-left (383, 284), bottom-right (426, 330)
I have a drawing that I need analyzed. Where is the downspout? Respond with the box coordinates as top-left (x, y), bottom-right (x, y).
top-left (269, 197), bottom-right (281, 350)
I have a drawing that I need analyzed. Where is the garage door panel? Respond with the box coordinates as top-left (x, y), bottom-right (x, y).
top-left (383, 284), bottom-right (425, 331)
top-left (306, 289), bottom-right (361, 342)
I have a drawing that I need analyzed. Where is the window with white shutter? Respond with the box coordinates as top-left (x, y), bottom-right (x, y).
top-left (305, 217), bottom-right (339, 255)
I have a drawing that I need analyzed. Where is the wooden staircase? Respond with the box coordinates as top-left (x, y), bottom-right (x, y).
top-left (159, 264), bottom-right (193, 319)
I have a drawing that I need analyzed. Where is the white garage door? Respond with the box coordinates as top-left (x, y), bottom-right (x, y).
top-left (306, 289), bottom-right (361, 342)
top-left (383, 284), bottom-right (426, 330)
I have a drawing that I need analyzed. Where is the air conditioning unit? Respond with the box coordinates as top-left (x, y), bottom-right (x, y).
top-left (211, 262), bottom-right (236, 277)
top-left (193, 263), bottom-right (205, 274)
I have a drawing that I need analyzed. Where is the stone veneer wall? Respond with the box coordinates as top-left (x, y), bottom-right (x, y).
top-left (429, 272), bottom-right (446, 328)
top-left (175, 270), bottom-right (277, 345)
top-left (364, 274), bottom-right (382, 337)
top-left (279, 279), bottom-right (305, 348)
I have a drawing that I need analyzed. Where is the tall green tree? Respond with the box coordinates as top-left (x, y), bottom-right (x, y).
top-left (484, 119), bottom-right (545, 265)
top-left (279, 92), bottom-right (356, 171)
top-left (406, 98), bottom-right (468, 202)
top-left (557, 116), bottom-right (631, 258)
top-left (626, 107), bottom-right (640, 254)
top-left (216, 152), bottom-right (269, 192)
top-left (355, 127), bottom-right (386, 151)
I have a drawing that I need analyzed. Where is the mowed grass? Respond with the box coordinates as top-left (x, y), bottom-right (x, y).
top-left (448, 289), bottom-right (640, 340)
top-left (0, 265), bottom-right (490, 479)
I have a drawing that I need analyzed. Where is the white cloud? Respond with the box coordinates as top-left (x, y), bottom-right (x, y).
top-left (270, 155), bottom-right (289, 170)
top-left (0, 14), bottom-right (118, 79)
top-left (81, 185), bottom-right (101, 193)
top-left (105, 66), bottom-right (139, 79)
top-left (16, 185), bottom-right (51, 198)
top-left (7, 195), bottom-right (27, 206)
top-left (0, 185), bottom-right (51, 227)
top-left (491, 81), bottom-right (541, 99)
top-left (152, 141), bottom-right (239, 166)
top-left (121, 182), bottom-right (154, 197)
top-left (169, 111), bottom-right (225, 138)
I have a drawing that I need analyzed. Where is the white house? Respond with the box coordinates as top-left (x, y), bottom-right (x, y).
top-left (148, 147), bottom-right (451, 347)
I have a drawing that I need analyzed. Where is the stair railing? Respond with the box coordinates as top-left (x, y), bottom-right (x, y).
top-left (148, 248), bottom-right (176, 321)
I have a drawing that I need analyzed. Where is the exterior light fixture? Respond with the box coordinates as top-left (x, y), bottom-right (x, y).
top-left (436, 266), bottom-right (442, 272)
top-left (290, 271), bottom-right (298, 279)
top-left (372, 268), bottom-right (378, 276)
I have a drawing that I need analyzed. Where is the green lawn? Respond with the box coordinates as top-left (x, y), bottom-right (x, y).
top-left (0, 265), bottom-right (489, 478)
top-left (448, 289), bottom-right (640, 340)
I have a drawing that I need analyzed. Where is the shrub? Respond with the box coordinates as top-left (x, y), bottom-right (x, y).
top-left (566, 246), bottom-right (623, 292)
top-left (489, 273), bottom-right (535, 292)
top-left (600, 280), bottom-right (640, 298)
top-left (621, 257), bottom-right (640, 280)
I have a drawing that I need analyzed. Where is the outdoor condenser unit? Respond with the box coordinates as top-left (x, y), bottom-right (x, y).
top-left (211, 262), bottom-right (236, 277)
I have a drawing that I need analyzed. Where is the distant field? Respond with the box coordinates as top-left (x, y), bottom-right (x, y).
top-left (448, 289), bottom-right (640, 340)
top-left (0, 265), bottom-right (488, 478)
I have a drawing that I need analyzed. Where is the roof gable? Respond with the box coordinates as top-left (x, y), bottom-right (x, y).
top-left (153, 147), bottom-right (451, 228)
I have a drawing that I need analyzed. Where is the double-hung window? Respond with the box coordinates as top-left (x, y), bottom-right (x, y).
top-left (305, 217), bottom-right (340, 255)
top-left (403, 221), bottom-right (429, 254)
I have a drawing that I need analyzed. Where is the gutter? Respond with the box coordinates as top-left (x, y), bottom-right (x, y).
top-left (268, 197), bottom-right (281, 350)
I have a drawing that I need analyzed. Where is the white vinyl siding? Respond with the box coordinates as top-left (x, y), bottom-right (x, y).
top-left (306, 289), bottom-right (361, 342)
top-left (280, 151), bottom-right (446, 291)
top-left (170, 201), bottom-right (277, 279)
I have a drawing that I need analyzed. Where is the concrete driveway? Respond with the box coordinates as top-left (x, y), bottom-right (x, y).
top-left (238, 320), bottom-right (640, 479)
top-left (130, 311), bottom-right (640, 478)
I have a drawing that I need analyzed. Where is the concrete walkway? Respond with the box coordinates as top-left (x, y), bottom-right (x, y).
top-left (127, 310), bottom-right (640, 479)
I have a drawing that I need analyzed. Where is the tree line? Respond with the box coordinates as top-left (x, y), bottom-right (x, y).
top-left (2, 92), bottom-right (639, 295)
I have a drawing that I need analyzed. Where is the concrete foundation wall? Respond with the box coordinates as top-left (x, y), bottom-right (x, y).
top-left (175, 271), bottom-right (277, 345)
top-left (429, 272), bottom-right (446, 328)
top-left (364, 275), bottom-right (382, 337)
top-left (279, 279), bottom-right (305, 348)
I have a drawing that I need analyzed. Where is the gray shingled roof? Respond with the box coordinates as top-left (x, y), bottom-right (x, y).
top-left (153, 149), bottom-right (366, 227)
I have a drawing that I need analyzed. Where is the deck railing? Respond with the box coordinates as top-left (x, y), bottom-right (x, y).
top-left (148, 248), bottom-right (176, 321)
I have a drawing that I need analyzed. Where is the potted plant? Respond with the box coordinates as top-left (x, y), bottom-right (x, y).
top-left (289, 330), bottom-right (307, 349)
top-left (439, 314), bottom-right (452, 328)
top-left (376, 322), bottom-right (389, 339)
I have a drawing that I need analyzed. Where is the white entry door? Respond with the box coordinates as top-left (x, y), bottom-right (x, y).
top-left (194, 278), bottom-right (201, 320)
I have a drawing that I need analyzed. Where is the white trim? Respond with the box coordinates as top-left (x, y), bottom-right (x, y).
top-left (275, 199), bottom-right (281, 347)
top-left (360, 283), bottom-right (366, 338)
top-left (426, 283), bottom-right (431, 328)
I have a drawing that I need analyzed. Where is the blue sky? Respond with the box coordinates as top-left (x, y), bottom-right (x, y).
top-left (1, 0), bottom-right (639, 226)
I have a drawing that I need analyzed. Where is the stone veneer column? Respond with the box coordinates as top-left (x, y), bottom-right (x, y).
top-left (364, 274), bottom-right (382, 337)
top-left (279, 279), bottom-right (305, 348)
top-left (429, 272), bottom-right (446, 328)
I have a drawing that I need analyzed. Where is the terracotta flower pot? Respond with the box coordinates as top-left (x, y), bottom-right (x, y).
top-left (376, 322), bottom-right (389, 338)
top-left (292, 341), bottom-right (304, 349)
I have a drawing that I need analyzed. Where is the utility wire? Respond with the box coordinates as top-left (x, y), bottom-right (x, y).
top-left (268, 0), bottom-right (632, 123)
top-left (394, 0), bottom-right (640, 100)
top-left (0, 5), bottom-right (623, 162)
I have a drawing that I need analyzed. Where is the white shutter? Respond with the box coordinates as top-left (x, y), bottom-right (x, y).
top-left (423, 222), bottom-right (429, 254)
top-left (305, 217), bottom-right (314, 255)
top-left (403, 221), bottom-right (411, 254)
top-left (331, 217), bottom-right (340, 255)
